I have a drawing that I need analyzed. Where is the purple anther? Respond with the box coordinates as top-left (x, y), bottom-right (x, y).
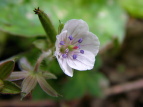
top-left (80, 50), bottom-right (84, 54)
top-left (60, 41), bottom-right (65, 45)
top-left (62, 54), bottom-right (67, 58)
top-left (78, 38), bottom-right (83, 43)
top-left (73, 54), bottom-right (77, 59)
top-left (68, 35), bottom-right (73, 40)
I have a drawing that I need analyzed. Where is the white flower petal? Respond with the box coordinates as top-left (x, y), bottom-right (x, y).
top-left (6, 71), bottom-right (28, 81)
top-left (67, 50), bottom-right (95, 71)
top-left (62, 20), bottom-right (100, 55)
top-left (62, 19), bottom-right (89, 38)
top-left (55, 30), bottom-right (68, 53)
top-left (37, 76), bottom-right (58, 97)
top-left (21, 75), bottom-right (37, 97)
top-left (56, 30), bottom-right (67, 41)
top-left (80, 32), bottom-right (100, 55)
top-left (56, 56), bottom-right (73, 77)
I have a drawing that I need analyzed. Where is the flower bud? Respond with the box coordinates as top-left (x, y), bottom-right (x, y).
top-left (34, 7), bottom-right (57, 44)
top-left (58, 20), bottom-right (64, 34)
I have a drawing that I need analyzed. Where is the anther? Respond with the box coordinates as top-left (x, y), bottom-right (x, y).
top-left (73, 54), bottom-right (77, 59)
top-left (62, 54), bottom-right (67, 58)
top-left (80, 50), bottom-right (84, 54)
top-left (60, 41), bottom-right (65, 45)
top-left (78, 38), bottom-right (83, 43)
top-left (68, 35), bottom-right (73, 40)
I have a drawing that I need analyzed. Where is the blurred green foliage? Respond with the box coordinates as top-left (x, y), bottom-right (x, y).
top-left (62, 71), bottom-right (108, 100)
top-left (119, 0), bottom-right (143, 18)
top-left (0, 0), bottom-right (126, 47)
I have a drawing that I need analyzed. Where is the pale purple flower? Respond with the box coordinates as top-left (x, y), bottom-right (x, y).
top-left (55, 19), bottom-right (100, 77)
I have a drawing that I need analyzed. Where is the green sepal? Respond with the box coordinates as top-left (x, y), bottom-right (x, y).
top-left (34, 7), bottom-right (57, 44)
top-left (58, 20), bottom-right (64, 34)
top-left (1, 80), bottom-right (21, 94)
top-left (0, 60), bottom-right (15, 80)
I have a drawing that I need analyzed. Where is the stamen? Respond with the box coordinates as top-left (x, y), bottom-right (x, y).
top-left (68, 35), bottom-right (73, 40)
top-left (80, 50), bottom-right (84, 54)
top-left (78, 38), bottom-right (83, 43)
top-left (60, 41), bottom-right (65, 45)
top-left (73, 54), bottom-right (77, 59)
top-left (77, 45), bottom-right (81, 49)
top-left (62, 54), bottom-right (67, 58)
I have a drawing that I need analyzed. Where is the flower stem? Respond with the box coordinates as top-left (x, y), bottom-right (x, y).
top-left (34, 50), bottom-right (52, 72)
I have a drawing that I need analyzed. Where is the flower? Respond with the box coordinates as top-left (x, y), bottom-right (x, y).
top-left (7, 56), bottom-right (59, 99)
top-left (55, 19), bottom-right (100, 77)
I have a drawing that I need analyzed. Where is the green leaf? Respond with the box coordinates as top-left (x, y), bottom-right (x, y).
top-left (1, 80), bottom-right (21, 94)
top-left (0, 60), bottom-right (15, 80)
top-left (0, 79), bottom-right (4, 90)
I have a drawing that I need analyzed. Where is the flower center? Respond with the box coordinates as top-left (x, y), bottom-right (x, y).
top-left (59, 35), bottom-right (84, 59)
